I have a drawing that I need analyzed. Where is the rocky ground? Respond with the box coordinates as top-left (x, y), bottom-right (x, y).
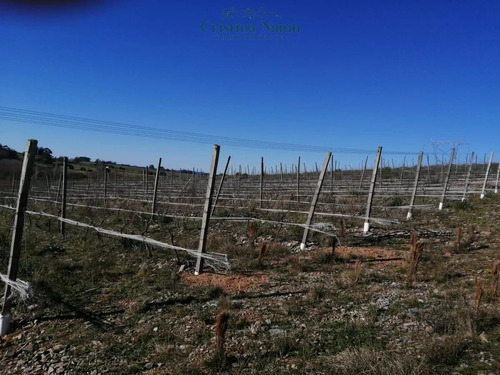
top-left (1, 195), bottom-right (500, 374)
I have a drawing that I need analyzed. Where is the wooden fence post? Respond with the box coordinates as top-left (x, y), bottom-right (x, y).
top-left (1, 139), bottom-right (37, 335)
top-left (280, 162), bottom-right (283, 185)
top-left (195, 145), bottom-right (220, 275)
top-left (438, 148), bottom-right (455, 210)
top-left (11, 174), bottom-right (16, 194)
top-left (462, 151), bottom-right (475, 201)
top-left (330, 156), bottom-right (334, 193)
top-left (145, 166), bottom-right (149, 200)
top-left (296, 156), bottom-right (300, 202)
top-left (495, 157), bottom-right (500, 194)
top-left (480, 152), bottom-right (494, 199)
top-left (59, 157), bottom-right (67, 236)
top-left (300, 152), bottom-right (332, 250)
top-left (400, 155), bottom-right (406, 186)
top-left (359, 155), bottom-right (368, 190)
top-left (151, 157), bottom-right (162, 219)
top-left (103, 165), bottom-right (108, 206)
top-left (46, 174), bottom-right (52, 200)
top-left (364, 147), bottom-right (382, 234)
top-left (212, 155), bottom-right (231, 216)
top-left (407, 151), bottom-right (423, 220)
top-left (260, 157), bottom-right (264, 208)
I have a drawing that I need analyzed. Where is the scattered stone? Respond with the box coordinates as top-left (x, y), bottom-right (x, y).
top-left (269, 328), bottom-right (286, 336)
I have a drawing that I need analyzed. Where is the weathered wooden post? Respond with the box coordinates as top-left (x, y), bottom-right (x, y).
top-left (407, 151), bottom-right (423, 220)
top-left (145, 166), bottom-right (149, 200)
top-left (260, 157), bottom-right (264, 208)
top-left (11, 174), bottom-right (16, 194)
top-left (300, 152), bottom-right (331, 250)
top-left (364, 147), bottom-right (382, 234)
top-left (495, 157), bottom-right (500, 194)
top-left (438, 148), bottom-right (455, 210)
top-left (426, 154), bottom-right (431, 180)
top-left (1, 139), bottom-right (37, 335)
top-left (359, 155), bottom-right (368, 190)
top-left (59, 157), bottom-right (68, 236)
top-left (462, 151), bottom-right (475, 201)
top-left (296, 156), bottom-right (301, 202)
top-left (480, 152), bottom-right (494, 199)
top-left (400, 155), bottom-right (406, 186)
top-left (55, 170), bottom-right (62, 206)
top-left (103, 165), bottom-right (108, 206)
top-left (212, 155), bottom-right (231, 216)
top-left (330, 156), bottom-right (334, 192)
top-left (280, 162), bottom-right (283, 185)
top-left (151, 157), bottom-right (162, 219)
top-left (195, 145), bottom-right (220, 275)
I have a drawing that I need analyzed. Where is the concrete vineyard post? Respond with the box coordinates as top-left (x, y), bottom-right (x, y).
top-left (59, 157), bottom-right (67, 236)
top-left (103, 165), bottom-right (108, 206)
top-left (480, 152), bottom-right (494, 199)
top-left (145, 166), bottom-right (149, 200)
top-left (438, 148), bottom-right (455, 210)
top-left (195, 145), bottom-right (220, 275)
top-left (297, 156), bottom-right (300, 202)
top-left (1, 139), bottom-right (37, 335)
top-left (280, 163), bottom-right (283, 185)
top-left (462, 151), bottom-right (475, 201)
top-left (300, 152), bottom-right (332, 250)
top-left (495, 157), bottom-right (500, 194)
top-left (46, 174), bottom-right (51, 200)
top-left (260, 157), bottom-right (264, 208)
top-left (363, 147), bottom-right (382, 234)
top-left (407, 151), bottom-right (423, 220)
top-left (330, 156), bottom-right (334, 193)
top-left (151, 157), bottom-right (162, 219)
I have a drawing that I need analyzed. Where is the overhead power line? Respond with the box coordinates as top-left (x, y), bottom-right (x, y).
top-left (0, 106), bottom-right (415, 155)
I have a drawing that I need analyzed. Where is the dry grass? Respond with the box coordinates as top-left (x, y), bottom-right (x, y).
top-left (352, 260), bottom-right (363, 285)
top-left (324, 348), bottom-right (429, 375)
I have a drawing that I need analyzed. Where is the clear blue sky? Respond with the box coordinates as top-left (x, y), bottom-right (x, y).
top-left (1, 0), bottom-right (499, 171)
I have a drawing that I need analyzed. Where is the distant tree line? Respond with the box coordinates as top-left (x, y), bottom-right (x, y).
top-left (0, 143), bottom-right (18, 160)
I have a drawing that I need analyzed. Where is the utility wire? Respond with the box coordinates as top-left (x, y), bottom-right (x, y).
top-left (0, 106), bottom-right (416, 155)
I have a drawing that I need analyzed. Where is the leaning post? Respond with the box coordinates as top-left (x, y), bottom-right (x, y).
top-left (438, 148), bottom-right (455, 210)
top-left (495, 157), bottom-right (500, 194)
top-left (195, 145), bottom-right (220, 275)
top-left (103, 165), bottom-right (108, 206)
top-left (260, 157), bottom-right (264, 208)
top-left (211, 155), bottom-right (231, 216)
top-left (0, 139), bottom-right (37, 335)
top-left (300, 152), bottom-right (332, 250)
top-left (462, 151), bottom-right (475, 201)
top-left (59, 157), bottom-right (68, 236)
top-left (363, 147), bottom-right (382, 234)
top-left (480, 151), bottom-right (494, 199)
top-left (407, 151), bottom-right (423, 220)
top-left (296, 156), bottom-right (301, 202)
top-left (151, 157), bottom-right (162, 219)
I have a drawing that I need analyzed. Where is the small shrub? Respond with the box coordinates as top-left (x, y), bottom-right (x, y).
top-left (204, 311), bottom-right (231, 371)
top-left (407, 232), bottom-right (423, 284)
top-left (450, 200), bottom-right (471, 211)
top-left (490, 261), bottom-right (500, 296)
top-left (425, 335), bottom-right (472, 366)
